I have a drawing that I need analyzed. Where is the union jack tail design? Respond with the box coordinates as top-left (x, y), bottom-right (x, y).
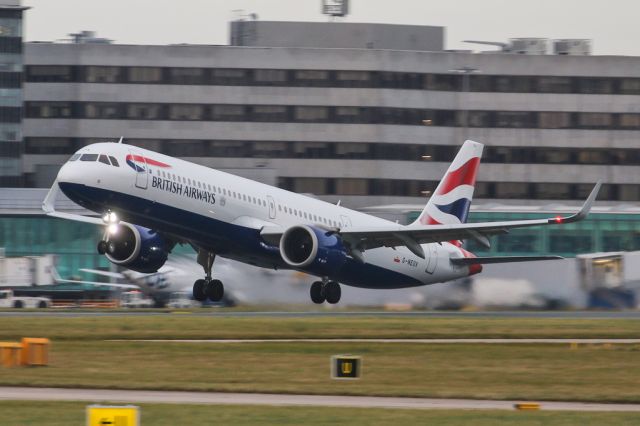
top-left (412, 140), bottom-right (483, 227)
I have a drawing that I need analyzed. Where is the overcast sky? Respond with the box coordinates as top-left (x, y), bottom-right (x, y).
top-left (21, 0), bottom-right (640, 56)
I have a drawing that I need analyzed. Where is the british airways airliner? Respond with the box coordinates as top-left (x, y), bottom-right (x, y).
top-left (43, 140), bottom-right (601, 304)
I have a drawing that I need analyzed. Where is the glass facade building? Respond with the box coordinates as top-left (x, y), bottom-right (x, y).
top-left (0, 216), bottom-right (108, 279)
top-left (407, 211), bottom-right (640, 258)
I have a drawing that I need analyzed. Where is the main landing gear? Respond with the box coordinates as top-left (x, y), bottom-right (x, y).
top-left (310, 279), bottom-right (341, 304)
top-left (193, 250), bottom-right (224, 302)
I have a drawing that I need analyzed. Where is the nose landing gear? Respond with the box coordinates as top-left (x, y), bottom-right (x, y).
top-left (193, 250), bottom-right (224, 302)
top-left (310, 279), bottom-right (341, 304)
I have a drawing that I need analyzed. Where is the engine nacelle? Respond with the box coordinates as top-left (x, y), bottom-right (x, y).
top-left (103, 223), bottom-right (172, 273)
top-left (279, 225), bottom-right (348, 277)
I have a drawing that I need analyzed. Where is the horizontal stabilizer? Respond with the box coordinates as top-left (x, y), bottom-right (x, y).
top-left (451, 256), bottom-right (563, 265)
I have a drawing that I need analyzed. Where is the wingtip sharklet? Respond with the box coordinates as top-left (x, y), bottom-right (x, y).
top-left (553, 180), bottom-right (602, 224)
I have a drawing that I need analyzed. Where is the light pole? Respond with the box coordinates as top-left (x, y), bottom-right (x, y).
top-left (449, 66), bottom-right (480, 140)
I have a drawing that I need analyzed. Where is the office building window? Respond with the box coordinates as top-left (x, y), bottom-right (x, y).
top-left (169, 104), bottom-right (203, 120)
top-left (495, 182), bottom-right (529, 198)
top-left (537, 76), bottom-right (572, 93)
top-left (211, 105), bottom-right (245, 121)
top-left (578, 112), bottom-right (613, 128)
top-left (294, 106), bottom-right (329, 122)
top-left (536, 183), bottom-right (571, 199)
top-left (253, 141), bottom-right (288, 157)
top-left (28, 102), bottom-right (71, 118)
top-left (251, 105), bottom-right (287, 122)
top-left (578, 78), bottom-right (613, 94)
top-left (209, 140), bottom-right (247, 157)
top-left (619, 114), bottom-right (640, 129)
top-left (539, 112), bottom-right (571, 128)
top-left (293, 70), bottom-right (329, 85)
top-left (495, 111), bottom-right (533, 128)
top-left (293, 142), bottom-right (331, 158)
top-left (126, 104), bottom-right (162, 119)
top-left (620, 78), bottom-right (640, 95)
top-left (293, 178), bottom-right (328, 194)
top-left (85, 103), bottom-right (121, 119)
top-left (169, 68), bottom-right (205, 85)
top-left (465, 111), bottom-right (491, 127)
top-left (166, 140), bottom-right (205, 156)
top-left (335, 106), bottom-right (364, 123)
top-left (335, 70), bottom-right (371, 87)
top-left (128, 67), bottom-right (162, 83)
top-left (211, 68), bottom-right (247, 84)
top-left (85, 66), bottom-right (121, 83)
top-left (26, 66), bottom-right (73, 82)
top-left (335, 178), bottom-right (368, 195)
top-left (253, 69), bottom-right (287, 83)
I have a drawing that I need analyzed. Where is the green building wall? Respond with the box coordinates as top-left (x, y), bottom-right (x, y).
top-left (0, 216), bottom-right (109, 279)
top-left (406, 212), bottom-right (640, 257)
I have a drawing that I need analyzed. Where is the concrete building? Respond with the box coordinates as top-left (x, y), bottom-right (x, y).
top-left (20, 20), bottom-right (640, 212)
top-left (0, 0), bottom-right (26, 186)
top-left (1, 15), bottom-right (639, 277)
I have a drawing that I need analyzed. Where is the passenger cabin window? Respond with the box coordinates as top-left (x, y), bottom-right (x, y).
top-left (69, 154), bottom-right (80, 161)
top-left (98, 154), bottom-right (110, 165)
top-left (80, 154), bottom-right (98, 161)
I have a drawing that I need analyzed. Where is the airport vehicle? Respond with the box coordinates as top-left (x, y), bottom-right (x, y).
top-left (43, 139), bottom-right (601, 305)
top-left (0, 289), bottom-right (51, 308)
top-left (119, 290), bottom-right (155, 308)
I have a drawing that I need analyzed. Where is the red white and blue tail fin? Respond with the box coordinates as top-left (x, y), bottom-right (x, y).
top-left (412, 140), bottom-right (483, 226)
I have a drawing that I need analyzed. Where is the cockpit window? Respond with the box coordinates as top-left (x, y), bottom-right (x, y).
top-left (109, 156), bottom-right (120, 167)
top-left (98, 154), bottom-right (110, 165)
top-left (68, 154), bottom-right (81, 162)
top-left (80, 154), bottom-right (98, 162)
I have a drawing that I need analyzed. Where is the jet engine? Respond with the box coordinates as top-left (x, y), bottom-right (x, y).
top-left (98, 223), bottom-right (173, 273)
top-left (279, 225), bottom-right (348, 276)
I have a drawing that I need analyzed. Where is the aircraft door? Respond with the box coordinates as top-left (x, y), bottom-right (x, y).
top-left (425, 243), bottom-right (438, 274)
top-left (267, 195), bottom-right (276, 219)
top-left (129, 149), bottom-right (148, 189)
top-left (339, 215), bottom-right (352, 228)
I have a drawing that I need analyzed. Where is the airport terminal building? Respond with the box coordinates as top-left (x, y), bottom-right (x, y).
top-left (3, 6), bottom-right (640, 281)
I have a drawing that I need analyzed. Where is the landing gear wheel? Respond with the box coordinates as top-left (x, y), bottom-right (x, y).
top-left (310, 281), bottom-right (325, 304)
top-left (193, 279), bottom-right (207, 302)
top-left (206, 279), bottom-right (224, 302)
top-left (325, 281), bottom-right (341, 305)
top-left (97, 240), bottom-right (107, 255)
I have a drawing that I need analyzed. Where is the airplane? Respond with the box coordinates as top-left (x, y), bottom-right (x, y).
top-left (42, 139), bottom-right (601, 305)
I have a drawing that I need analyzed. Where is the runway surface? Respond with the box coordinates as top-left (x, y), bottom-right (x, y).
top-left (2, 310), bottom-right (640, 319)
top-left (1, 387), bottom-right (639, 412)
top-left (112, 338), bottom-right (640, 344)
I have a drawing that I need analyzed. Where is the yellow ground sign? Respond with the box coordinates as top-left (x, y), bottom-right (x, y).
top-left (86, 405), bottom-right (139, 426)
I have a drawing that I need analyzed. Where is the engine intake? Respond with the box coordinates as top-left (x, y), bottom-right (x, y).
top-left (103, 223), bottom-right (172, 273)
top-left (279, 225), bottom-right (348, 276)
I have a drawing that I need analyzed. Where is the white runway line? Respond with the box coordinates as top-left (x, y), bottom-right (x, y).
top-left (1, 387), bottom-right (639, 412)
top-left (108, 338), bottom-right (640, 344)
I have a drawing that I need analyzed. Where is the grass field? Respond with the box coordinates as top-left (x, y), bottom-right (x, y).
top-left (2, 401), bottom-right (640, 426)
top-left (1, 315), bottom-right (639, 403)
top-left (1, 315), bottom-right (639, 340)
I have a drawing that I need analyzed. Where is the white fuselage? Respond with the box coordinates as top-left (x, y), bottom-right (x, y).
top-left (55, 143), bottom-right (472, 289)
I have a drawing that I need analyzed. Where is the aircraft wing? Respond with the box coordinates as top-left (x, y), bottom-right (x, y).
top-left (336, 181), bottom-right (601, 259)
top-left (43, 180), bottom-right (104, 225)
top-left (52, 267), bottom-right (138, 289)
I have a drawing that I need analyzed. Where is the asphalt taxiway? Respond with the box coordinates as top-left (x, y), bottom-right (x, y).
top-left (1, 387), bottom-right (639, 412)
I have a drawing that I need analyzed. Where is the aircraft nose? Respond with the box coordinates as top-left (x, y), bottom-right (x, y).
top-left (56, 162), bottom-right (75, 183)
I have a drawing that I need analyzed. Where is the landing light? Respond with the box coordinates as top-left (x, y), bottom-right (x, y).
top-left (108, 223), bottom-right (119, 235)
top-left (102, 211), bottom-right (119, 224)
